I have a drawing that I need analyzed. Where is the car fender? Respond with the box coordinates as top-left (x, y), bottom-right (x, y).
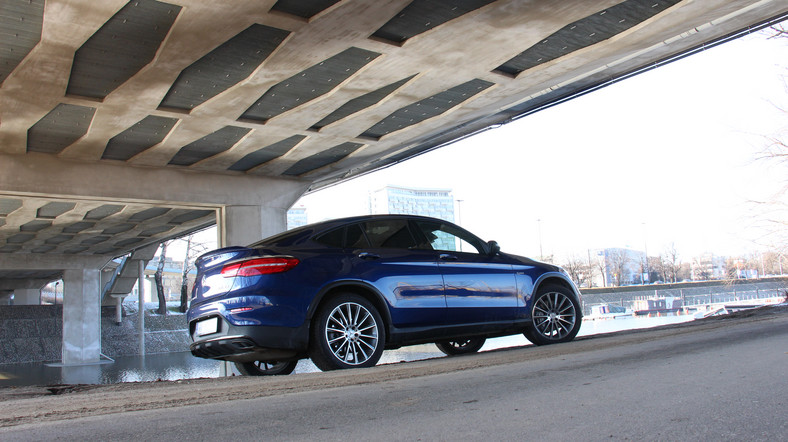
top-left (306, 279), bottom-right (394, 332)
top-left (532, 272), bottom-right (583, 306)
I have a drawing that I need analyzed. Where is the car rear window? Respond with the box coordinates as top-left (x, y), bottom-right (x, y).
top-left (250, 226), bottom-right (314, 247)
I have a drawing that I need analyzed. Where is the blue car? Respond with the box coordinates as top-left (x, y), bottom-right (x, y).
top-left (187, 214), bottom-right (582, 375)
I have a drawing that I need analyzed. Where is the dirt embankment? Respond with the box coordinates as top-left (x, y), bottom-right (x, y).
top-left (1, 305), bottom-right (786, 428)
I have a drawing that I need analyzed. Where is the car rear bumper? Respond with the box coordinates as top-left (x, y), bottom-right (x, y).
top-left (189, 315), bottom-right (309, 363)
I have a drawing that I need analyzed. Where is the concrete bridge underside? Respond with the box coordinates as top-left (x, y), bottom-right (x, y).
top-left (1, 0), bottom-right (787, 365)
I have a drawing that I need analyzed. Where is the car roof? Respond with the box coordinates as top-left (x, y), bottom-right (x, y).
top-left (250, 214), bottom-right (457, 248)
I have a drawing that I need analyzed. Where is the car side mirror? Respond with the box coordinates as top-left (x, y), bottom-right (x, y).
top-left (487, 240), bottom-right (500, 256)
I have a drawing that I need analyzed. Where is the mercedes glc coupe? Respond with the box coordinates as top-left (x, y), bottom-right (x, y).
top-left (187, 215), bottom-right (582, 375)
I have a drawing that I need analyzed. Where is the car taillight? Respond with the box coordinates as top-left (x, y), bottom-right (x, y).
top-left (221, 257), bottom-right (299, 277)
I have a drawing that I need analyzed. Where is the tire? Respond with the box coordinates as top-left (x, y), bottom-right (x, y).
top-left (523, 283), bottom-right (581, 346)
top-left (235, 360), bottom-right (298, 376)
top-left (309, 294), bottom-right (386, 371)
top-left (435, 338), bottom-right (486, 356)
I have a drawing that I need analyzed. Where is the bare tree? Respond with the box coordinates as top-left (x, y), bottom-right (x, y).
top-left (750, 26), bottom-right (788, 253)
top-left (178, 233), bottom-right (210, 313)
top-left (593, 254), bottom-right (608, 287)
top-left (154, 240), bottom-right (174, 315)
top-left (585, 251), bottom-right (598, 288)
top-left (607, 249), bottom-right (629, 286)
top-left (763, 250), bottom-right (786, 275)
top-left (179, 235), bottom-right (192, 313)
top-left (662, 244), bottom-right (681, 283)
top-left (562, 255), bottom-right (590, 288)
top-left (647, 256), bottom-right (663, 283)
top-left (769, 24), bottom-right (787, 39)
top-left (691, 257), bottom-right (712, 281)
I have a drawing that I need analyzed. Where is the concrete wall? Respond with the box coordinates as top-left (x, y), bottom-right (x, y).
top-left (0, 305), bottom-right (190, 364)
top-left (101, 308), bottom-right (191, 359)
top-left (0, 305), bottom-right (61, 364)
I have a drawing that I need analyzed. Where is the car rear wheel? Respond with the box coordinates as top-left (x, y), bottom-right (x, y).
top-left (435, 338), bottom-right (486, 356)
top-left (523, 283), bottom-right (581, 346)
top-left (235, 360), bottom-right (298, 376)
top-left (309, 294), bottom-right (385, 371)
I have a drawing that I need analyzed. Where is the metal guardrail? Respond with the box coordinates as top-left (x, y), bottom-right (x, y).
top-left (581, 279), bottom-right (788, 315)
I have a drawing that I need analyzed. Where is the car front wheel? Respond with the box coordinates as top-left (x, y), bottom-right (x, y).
top-left (435, 338), bottom-right (486, 356)
top-left (523, 283), bottom-right (581, 346)
top-left (235, 360), bottom-right (298, 376)
top-left (309, 294), bottom-right (385, 371)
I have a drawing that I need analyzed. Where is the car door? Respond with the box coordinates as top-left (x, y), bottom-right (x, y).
top-left (412, 219), bottom-right (518, 325)
top-left (346, 219), bottom-right (446, 329)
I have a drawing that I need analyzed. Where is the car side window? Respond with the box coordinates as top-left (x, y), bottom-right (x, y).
top-left (314, 224), bottom-right (370, 248)
top-left (413, 221), bottom-right (485, 254)
top-left (314, 227), bottom-right (345, 248)
top-left (345, 223), bottom-right (368, 248)
top-left (363, 219), bottom-right (419, 249)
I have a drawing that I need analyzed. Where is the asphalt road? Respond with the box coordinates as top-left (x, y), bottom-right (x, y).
top-left (1, 307), bottom-right (787, 441)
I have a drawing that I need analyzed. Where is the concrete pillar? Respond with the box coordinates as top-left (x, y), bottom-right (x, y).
top-left (12, 288), bottom-right (40, 305)
top-left (62, 268), bottom-right (102, 365)
top-left (221, 205), bottom-right (288, 247)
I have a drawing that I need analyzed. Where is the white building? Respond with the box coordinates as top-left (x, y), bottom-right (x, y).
top-left (287, 206), bottom-right (308, 229)
top-left (690, 253), bottom-right (726, 280)
top-left (370, 185), bottom-right (455, 222)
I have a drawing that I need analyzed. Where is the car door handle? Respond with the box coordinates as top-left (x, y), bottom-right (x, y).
top-left (439, 254), bottom-right (458, 261)
top-left (358, 252), bottom-right (380, 260)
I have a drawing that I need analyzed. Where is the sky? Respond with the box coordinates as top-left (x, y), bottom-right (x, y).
top-left (294, 27), bottom-right (788, 263)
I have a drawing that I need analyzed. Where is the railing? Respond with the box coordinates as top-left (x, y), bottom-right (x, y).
top-left (102, 255), bottom-right (130, 299)
top-left (582, 280), bottom-right (787, 315)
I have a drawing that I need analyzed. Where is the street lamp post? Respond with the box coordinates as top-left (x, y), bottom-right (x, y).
top-left (642, 222), bottom-right (649, 284)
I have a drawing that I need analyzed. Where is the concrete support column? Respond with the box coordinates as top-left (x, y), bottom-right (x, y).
top-left (62, 268), bottom-right (101, 365)
top-left (12, 288), bottom-right (40, 305)
top-left (221, 205), bottom-right (288, 247)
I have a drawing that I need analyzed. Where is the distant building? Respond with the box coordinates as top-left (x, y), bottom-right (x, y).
top-left (593, 248), bottom-right (647, 287)
top-left (287, 206), bottom-right (308, 229)
top-left (691, 253), bottom-right (726, 280)
top-left (370, 185), bottom-right (455, 221)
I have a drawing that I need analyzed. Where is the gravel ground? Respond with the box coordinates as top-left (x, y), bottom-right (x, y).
top-left (1, 304), bottom-right (785, 429)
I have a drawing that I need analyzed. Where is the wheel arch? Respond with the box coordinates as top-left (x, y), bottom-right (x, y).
top-left (533, 273), bottom-right (583, 311)
top-left (307, 281), bottom-right (393, 340)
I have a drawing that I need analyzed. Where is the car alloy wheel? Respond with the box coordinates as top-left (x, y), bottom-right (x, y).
top-left (325, 301), bottom-right (378, 364)
top-left (310, 294), bottom-right (385, 371)
top-left (523, 284), bottom-right (581, 345)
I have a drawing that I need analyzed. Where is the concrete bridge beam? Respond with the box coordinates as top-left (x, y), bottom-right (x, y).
top-left (221, 205), bottom-right (288, 248)
top-left (12, 288), bottom-right (41, 305)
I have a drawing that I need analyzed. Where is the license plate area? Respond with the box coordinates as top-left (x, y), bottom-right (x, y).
top-left (195, 317), bottom-right (219, 336)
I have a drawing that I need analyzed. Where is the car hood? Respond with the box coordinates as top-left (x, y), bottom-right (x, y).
top-left (501, 252), bottom-right (564, 273)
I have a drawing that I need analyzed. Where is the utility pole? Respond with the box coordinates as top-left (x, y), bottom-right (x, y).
top-left (642, 222), bottom-right (649, 284)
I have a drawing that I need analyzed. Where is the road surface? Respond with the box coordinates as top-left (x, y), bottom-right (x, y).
top-left (1, 306), bottom-right (786, 440)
